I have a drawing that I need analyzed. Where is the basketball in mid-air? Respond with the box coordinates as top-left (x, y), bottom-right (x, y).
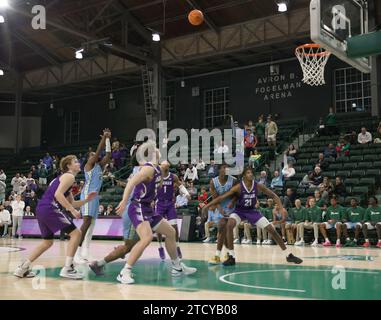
top-left (188, 9), bottom-right (204, 26)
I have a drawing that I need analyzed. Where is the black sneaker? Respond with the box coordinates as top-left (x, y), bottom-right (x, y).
top-left (286, 253), bottom-right (303, 264)
top-left (222, 254), bottom-right (236, 266)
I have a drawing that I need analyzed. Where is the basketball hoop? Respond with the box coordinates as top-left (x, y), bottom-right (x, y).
top-left (295, 44), bottom-right (331, 86)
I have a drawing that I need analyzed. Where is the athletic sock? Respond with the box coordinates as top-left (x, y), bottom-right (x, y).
top-left (65, 257), bottom-right (74, 268)
top-left (346, 237), bottom-right (350, 241)
top-left (215, 250), bottom-right (221, 257)
top-left (171, 257), bottom-right (181, 268)
top-left (354, 239), bottom-right (357, 242)
top-left (21, 259), bottom-right (31, 269)
top-left (123, 263), bottom-right (132, 271)
top-left (228, 250), bottom-right (235, 258)
top-left (300, 238), bottom-right (304, 242)
top-left (336, 239), bottom-right (340, 244)
top-left (325, 238), bottom-right (329, 242)
top-left (366, 239), bottom-right (370, 242)
top-left (97, 259), bottom-right (106, 267)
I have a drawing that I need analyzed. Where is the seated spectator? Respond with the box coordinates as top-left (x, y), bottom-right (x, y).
top-left (270, 171), bottom-right (283, 189)
top-left (285, 144), bottom-right (297, 163)
top-left (43, 153), bottom-right (53, 171)
top-left (105, 204), bottom-right (114, 216)
top-left (206, 160), bottom-right (218, 178)
top-left (196, 158), bottom-right (206, 170)
top-left (187, 181), bottom-right (198, 198)
top-left (98, 204), bottom-right (105, 216)
top-left (374, 126), bottom-right (381, 144)
top-left (282, 188), bottom-right (296, 209)
top-left (24, 190), bottom-right (38, 213)
top-left (24, 205), bottom-right (34, 216)
top-left (112, 137), bottom-right (120, 151)
top-left (203, 206), bottom-right (223, 243)
top-left (175, 193), bottom-right (188, 208)
top-left (197, 187), bottom-right (208, 210)
top-left (336, 139), bottom-right (350, 157)
top-left (11, 173), bottom-right (23, 194)
top-left (325, 107), bottom-right (337, 135)
top-left (255, 116), bottom-right (266, 145)
top-left (333, 177), bottom-right (347, 197)
top-left (323, 143), bottom-right (337, 159)
top-left (183, 164), bottom-right (198, 182)
top-left (358, 127), bottom-right (372, 144)
top-left (312, 166), bottom-right (323, 186)
top-left (257, 171), bottom-right (269, 187)
top-left (38, 164), bottom-right (48, 187)
top-left (281, 153), bottom-right (296, 179)
top-left (0, 204), bottom-right (11, 237)
top-left (18, 174), bottom-right (27, 195)
top-left (248, 150), bottom-right (261, 169)
top-left (299, 171), bottom-right (315, 188)
top-left (214, 140), bottom-right (229, 154)
top-left (316, 153), bottom-right (329, 171)
top-left (244, 129), bottom-right (258, 157)
top-left (314, 190), bottom-right (327, 209)
top-left (318, 176), bottom-right (334, 198)
top-left (362, 196), bottom-right (381, 248)
top-left (316, 117), bottom-right (326, 136)
top-left (0, 171), bottom-right (6, 204)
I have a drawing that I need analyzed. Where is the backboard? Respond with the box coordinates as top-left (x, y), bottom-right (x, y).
top-left (310, 0), bottom-right (371, 73)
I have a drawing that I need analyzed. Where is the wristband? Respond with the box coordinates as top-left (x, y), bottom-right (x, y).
top-left (105, 138), bottom-right (111, 153)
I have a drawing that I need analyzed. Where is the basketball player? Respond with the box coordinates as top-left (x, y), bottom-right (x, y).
top-left (203, 166), bottom-right (303, 266)
top-left (89, 151), bottom-right (142, 276)
top-left (75, 129), bottom-right (112, 264)
top-left (156, 161), bottom-right (191, 260)
top-left (114, 141), bottom-right (197, 284)
top-left (362, 196), bottom-right (381, 248)
top-left (14, 155), bottom-right (97, 279)
top-left (342, 198), bottom-right (364, 247)
top-left (207, 164), bottom-right (237, 265)
top-left (319, 196), bottom-right (345, 247)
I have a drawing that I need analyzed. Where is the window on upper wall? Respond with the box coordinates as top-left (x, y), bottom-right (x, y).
top-left (334, 67), bottom-right (371, 113)
top-left (204, 87), bottom-right (230, 128)
top-left (164, 95), bottom-right (175, 121)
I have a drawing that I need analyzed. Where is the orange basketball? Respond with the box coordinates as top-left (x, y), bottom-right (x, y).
top-left (188, 9), bottom-right (204, 26)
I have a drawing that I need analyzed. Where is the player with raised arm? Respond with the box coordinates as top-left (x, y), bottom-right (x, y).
top-left (14, 155), bottom-right (97, 279)
top-left (156, 161), bottom-right (190, 260)
top-left (203, 166), bottom-right (303, 266)
top-left (75, 129), bottom-right (112, 264)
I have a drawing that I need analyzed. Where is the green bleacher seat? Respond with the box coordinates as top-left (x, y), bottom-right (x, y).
top-left (322, 171), bottom-right (336, 179)
top-left (365, 169), bottom-right (381, 177)
top-left (350, 150), bottom-right (364, 156)
top-left (352, 186), bottom-right (369, 196)
top-left (343, 163), bottom-right (357, 170)
top-left (329, 163), bottom-right (342, 170)
top-left (357, 162), bottom-right (373, 170)
top-left (344, 178), bottom-right (359, 186)
top-left (301, 165), bottom-right (313, 172)
top-left (359, 178), bottom-right (376, 187)
top-left (335, 156), bottom-right (350, 163)
top-left (336, 170), bottom-right (351, 178)
top-left (297, 159), bottom-right (309, 165)
top-left (373, 161), bottom-right (381, 169)
top-left (349, 155), bottom-right (363, 162)
top-left (285, 180), bottom-right (299, 189)
top-left (351, 170), bottom-right (365, 178)
top-left (364, 154), bottom-right (379, 162)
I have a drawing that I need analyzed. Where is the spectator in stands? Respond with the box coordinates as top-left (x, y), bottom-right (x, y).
top-left (248, 150), bottom-right (261, 169)
top-left (358, 127), bottom-right (372, 144)
top-left (257, 171), bottom-right (269, 187)
top-left (312, 166), bottom-right (323, 186)
top-left (316, 117), bottom-right (326, 136)
top-left (112, 137), bottom-right (120, 151)
top-left (175, 192), bottom-right (189, 209)
top-left (42, 153), bottom-right (53, 171)
top-left (183, 164), bottom-right (199, 182)
top-left (299, 171), bottom-right (314, 189)
top-left (362, 196), bottom-right (381, 248)
top-left (11, 194), bottom-right (25, 239)
top-left (255, 115), bottom-right (266, 145)
top-left (282, 188), bottom-right (296, 209)
top-left (270, 170), bottom-right (283, 189)
top-left (203, 206), bottom-right (223, 243)
top-left (105, 204), bottom-right (114, 216)
top-left (323, 143), bottom-right (337, 159)
top-left (285, 144), bottom-right (297, 163)
top-left (38, 164), bottom-right (48, 187)
top-left (318, 176), bottom-right (334, 198)
top-left (333, 176), bottom-right (347, 197)
top-left (196, 158), bottom-right (206, 170)
top-left (314, 190), bottom-right (327, 209)
top-left (325, 107), bottom-right (337, 135)
top-left (286, 199), bottom-right (306, 245)
top-left (11, 173), bottom-right (23, 194)
top-left (103, 162), bottom-right (116, 186)
top-left (0, 204), bottom-right (11, 237)
top-left (98, 204), bottom-right (105, 216)
top-left (26, 172), bottom-right (37, 192)
top-left (24, 205), bottom-right (34, 216)
top-left (206, 160), bottom-right (218, 178)
top-left (187, 181), bottom-right (197, 198)
top-left (112, 146), bottom-right (124, 170)
top-left (281, 155), bottom-right (296, 179)
top-left (244, 128), bottom-right (257, 157)
top-left (374, 126), bottom-right (381, 144)
top-left (0, 169), bottom-right (6, 183)
top-left (336, 139), bottom-right (350, 157)
top-left (197, 187), bottom-right (208, 210)
top-left (265, 115), bottom-right (278, 147)
top-left (0, 170), bottom-right (6, 204)
top-left (214, 140), bottom-right (229, 154)
top-left (18, 174), bottom-right (27, 195)
top-left (25, 190), bottom-right (38, 213)
top-left (316, 153), bottom-right (329, 171)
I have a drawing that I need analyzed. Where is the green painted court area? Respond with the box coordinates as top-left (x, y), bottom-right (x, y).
top-left (41, 259), bottom-right (381, 300)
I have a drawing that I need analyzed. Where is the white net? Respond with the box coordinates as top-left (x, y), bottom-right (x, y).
top-left (295, 44), bottom-right (331, 86)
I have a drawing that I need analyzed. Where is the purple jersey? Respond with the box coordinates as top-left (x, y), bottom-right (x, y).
top-left (235, 180), bottom-right (257, 213)
top-left (131, 163), bottom-right (162, 204)
top-left (38, 175), bottom-right (72, 210)
top-left (157, 173), bottom-right (175, 203)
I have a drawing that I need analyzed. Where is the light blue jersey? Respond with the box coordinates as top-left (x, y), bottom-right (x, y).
top-left (81, 163), bottom-right (103, 218)
top-left (212, 175), bottom-right (236, 214)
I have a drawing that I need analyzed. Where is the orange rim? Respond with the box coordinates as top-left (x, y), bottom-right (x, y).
top-left (295, 43), bottom-right (331, 57)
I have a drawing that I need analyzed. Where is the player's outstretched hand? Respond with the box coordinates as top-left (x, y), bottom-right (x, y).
top-left (116, 200), bottom-right (127, 216)
top-left (86, 191), bottom-right (98, 201)
top-left (103, 128), bottom-right (112, 138)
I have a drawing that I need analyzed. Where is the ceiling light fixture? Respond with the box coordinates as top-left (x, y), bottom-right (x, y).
top-left (75, 48), bottom-right (84, 59)
top-left (152, 32), bottom-right (160, 42)
top-left (0, 69), bottom-right (4, 76)
top-left (277, 1), bottom-right (288, 12)
top-left (0, 15), bottom-right (5, 23)
top-left (0, 0), bottom-right (9, 9)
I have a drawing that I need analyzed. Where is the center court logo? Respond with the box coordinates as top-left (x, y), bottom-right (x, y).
top-left (135, 121), bottom-right (245, 175)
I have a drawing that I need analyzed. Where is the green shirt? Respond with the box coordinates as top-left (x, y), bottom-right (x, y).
top-left (261, 206), bottom-right (274, 221)
top-left (364, 206), bottom-right (381, 223)
top-left (306, 206), bottom-right (322, 223)
top-left (345, 206), bottom-right (365, 223)
top-left (325, 113), bottom-right (336, 125)
top-left (255, 122), bottom-right (265, 135)
top-left (289, 207), bottom-right (306, 223)
top-left (315, 198), bottom-right (327, 209)
top-left (325, 205), bottom-right (345, 222)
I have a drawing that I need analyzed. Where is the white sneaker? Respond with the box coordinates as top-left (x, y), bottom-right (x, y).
top-left (13, 265), bottom-right (36, 278)
top-left (256, 239), bottom-right (261, 245)
top-left (233, 239), bottom-right (240, 244)
top-left (311, 240), bottom-right (319, 247)
top-left (203, 237), bottom-right (211, 243)
top-left (268, 240), bottom-right (274, 245)
top-left (294, 240), bottom-right (305, 246)
top-left (74, 250), bottom-right (87, 264)
top-left (262, 240), bottom-right (268, 245)
top-left (117, 268), bottom-right (135, 284)
top-left (171, 262), bottom-right (197, 277)
top-left (59, 265), bottom-right (84, 279)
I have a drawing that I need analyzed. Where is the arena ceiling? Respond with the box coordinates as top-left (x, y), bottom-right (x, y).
top-left (0, 0), bottom-right (379, 101)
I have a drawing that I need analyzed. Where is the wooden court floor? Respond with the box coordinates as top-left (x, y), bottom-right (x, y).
top-left (1, 238), bottom-right (380, 300)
